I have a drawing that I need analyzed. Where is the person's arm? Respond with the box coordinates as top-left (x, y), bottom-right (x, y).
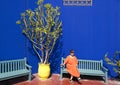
top-left (60, 63), bottom-right (64, 66)
top-left (61, 56), bottom-right (69, 66)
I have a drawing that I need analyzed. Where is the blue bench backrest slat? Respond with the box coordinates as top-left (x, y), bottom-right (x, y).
top-left (2, 63), bottom-right (4, 73)
top-left (0, 64), bottom-right (1, 73)
top-left (20, 61), bottom-right (21, 69)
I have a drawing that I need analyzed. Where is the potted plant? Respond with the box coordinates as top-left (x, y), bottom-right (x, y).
top-left (16, 0), bottom-right (62, 79)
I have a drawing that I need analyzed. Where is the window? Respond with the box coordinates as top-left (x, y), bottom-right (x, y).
top-left (63, 0), bottom-right (92, 6)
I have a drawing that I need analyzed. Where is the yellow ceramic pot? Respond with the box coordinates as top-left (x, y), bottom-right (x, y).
top-left (38, 63), bottom-right (50, 80)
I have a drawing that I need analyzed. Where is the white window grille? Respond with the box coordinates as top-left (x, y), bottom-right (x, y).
top-left (63, 0), bottom-right (92, 6)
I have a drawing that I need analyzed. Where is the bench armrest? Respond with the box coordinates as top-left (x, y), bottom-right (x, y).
top-left (25, 64), bottom-right (32, 69)
top-left (102, 66), bottom-right (108, 72)
top-left (60, 64), bottom-right (65, 69)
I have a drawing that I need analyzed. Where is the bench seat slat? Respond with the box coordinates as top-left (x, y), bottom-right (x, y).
top-left (62, 69), bottom-right (104, 75)
top-left (79, 70), bottom-right (105, 76)
top-left (0, 69), bottom-right (29, 81)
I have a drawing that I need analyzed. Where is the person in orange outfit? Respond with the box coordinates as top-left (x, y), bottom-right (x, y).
top-left (61, 49), bottom-right (81, 82)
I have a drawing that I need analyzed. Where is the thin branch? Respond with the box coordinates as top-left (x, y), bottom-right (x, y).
top-left (25, 33), bottom-right (38, 45)
top-left (49, 37), bottom-right (58, 56)
top-left (33, 44), bottom-right (41, 50)
top-left (33, 44), bottom-right (43, 63)
top-left (23, 18), bottom-right (28, 28)
top-left (44, 49), bottom-right (48, 64)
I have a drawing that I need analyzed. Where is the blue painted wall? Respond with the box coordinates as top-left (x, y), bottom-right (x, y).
top-left (0, 0), bottom-right (120, 77)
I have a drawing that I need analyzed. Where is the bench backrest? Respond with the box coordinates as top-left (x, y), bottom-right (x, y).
top-left (62, 57), bottom-right (103, 71)
top-left (0, 58), bottom-right (27, 73)
top-left (78, 59), bottom-right (102, 70)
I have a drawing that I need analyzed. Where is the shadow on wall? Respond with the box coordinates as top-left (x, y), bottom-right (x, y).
top-left (49, 36), bottom-right (64, 74)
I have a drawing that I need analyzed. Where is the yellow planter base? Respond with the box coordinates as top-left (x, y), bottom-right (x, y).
top-left (38, 63), bottom-right (50, 80)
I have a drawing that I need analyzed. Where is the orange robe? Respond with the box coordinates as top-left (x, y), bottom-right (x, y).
top-left (64, 55), bottom-right (80, 77)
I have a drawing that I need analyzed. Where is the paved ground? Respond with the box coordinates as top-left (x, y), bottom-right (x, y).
top-left (1, 74), bottom-right (120, 85)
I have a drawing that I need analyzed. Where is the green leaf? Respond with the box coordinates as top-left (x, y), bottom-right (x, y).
top-left (44, 3), bottom-right (51, 9)
top-left (21, 13), bottom-right (25, 17)
top-left (37, 0), bottom-right (44, 5)
top-left (16, 20), bottom-right (21, 24)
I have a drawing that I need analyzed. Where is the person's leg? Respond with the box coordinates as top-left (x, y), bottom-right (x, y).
top-left (70, 75), bottom-right (73, 80)
top-left (77, 77), bottom-right (81, 80)
top-left (77, 77), bottom-right (81, 81)
top-left (70, 75), bottom-right (73, 82)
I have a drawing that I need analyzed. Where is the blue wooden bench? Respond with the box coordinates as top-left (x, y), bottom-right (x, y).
top-left (61, 57), bottom-right (108, 84)
top-left (0, 58), bottom-right (32, 81)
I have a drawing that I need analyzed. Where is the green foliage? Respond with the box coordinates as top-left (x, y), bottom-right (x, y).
top-left (16, 0), bottom-right (62, 64)
top-left (104, 51), bottom-right (120, 74)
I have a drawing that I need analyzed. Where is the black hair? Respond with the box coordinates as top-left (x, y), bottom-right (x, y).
top-left (70, 49), bottom-right (74, 53)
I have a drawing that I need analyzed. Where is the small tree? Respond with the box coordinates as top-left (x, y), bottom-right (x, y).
top-left (16, 0), bottom-right (62, 64)
top-left (104, 51), bottom-right (120, 76)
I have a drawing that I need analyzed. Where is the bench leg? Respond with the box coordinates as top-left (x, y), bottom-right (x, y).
top-left (60, 69), bottom-right (63, 79)
top-left (105, 72), bottom-right (108, 85)
top-left (28, 71), bottom-right (31, 81)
